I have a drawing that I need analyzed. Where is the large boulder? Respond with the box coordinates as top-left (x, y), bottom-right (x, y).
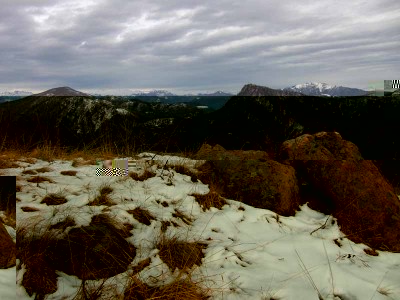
top-left (0, 222), bottom-right (15, 268)
top-left (280, 132), bottom-right (400, 252)
top-left (196, 144), bottom-right (300, 216)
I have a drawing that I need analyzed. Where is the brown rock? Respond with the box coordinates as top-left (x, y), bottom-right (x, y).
top-left (196, 145), bottom-right (299, 215)
top-left (0, 222), bottom-right (15, 268)
top-left (280, 132), bottom-right (400, 252)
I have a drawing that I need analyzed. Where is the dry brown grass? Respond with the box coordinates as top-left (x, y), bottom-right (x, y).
top-left (34, 166), bottom-right (53, 173)
top-left (88, 193), bottom-right (115, 206)
top-left (20, 207), bottom-right (41, 212)
top-left (129, 169), bottom-right (156, 181)
top-left (21, 169), bottom-right (37, 175)
top-left (170, 164), bottom-right (198, 182)
top-left (130, 257), bottom-right (151, 274)
top-left (20, 157), bottom-right (37, 164)
top-left (172, 209), bottom-right (193, 225)
top-left (29, 145), bottom-right (67, 162)
top-left (73, 279), bottom-right (116, 300)
top-left (156, 234), bottom-right (207, 272)
top-left (124, 275), bottom-right (209, 300)
top-left (0, 159), bottom-right (20, 169)
top-left (49, 216), bottom-right (76, 231)
top-left (41, 193), bottom-right (68, 206)
top-left (88, 184), bottom-right (116, 206)
top-left (60, 170), bottom-right (77, 176)
top-left (17, 224), bottom-right (59, 299)
top-left (0, 144), bottom-right (127, 167)
top-left (191, 191), bottom-right (227, 211)
top-left (87, 184), bottom-right (116, 207)
top-left (27, 176), bottom-right (54, 183)
top-left (17, 213), bottom-right (137, 298)
top-left (161, 220), bottom-right (172, 232)
top-left (99, 183), bottom-right (114, 196)
top-left (364, 248), bottom-right (379, 256)
top-left (71, 158), bottom-right (97, 167)
top-left (127, 207), bottom-right (156, 225)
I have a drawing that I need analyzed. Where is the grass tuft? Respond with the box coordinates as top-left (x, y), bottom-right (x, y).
top-left (99, 183), bottom-right (114, 196)
top-left (88, 190), bottom-right (116, 206)
top-left (161, 220), bottom-right (172, 232)
top-left (170, 164), bottom-right (198, 182)
top-left (41, 193), bottom-right (68, 205)
top-left (60, 170), bottom-right (77, 176)
top-left (130, 257), bottom-right (151, 274)
top-left (0, 159), bottom-right (20, 169)
top-left (27, 176), bottom-right (54, 183)
top-left (21, 169), bottom-right (37, 175)
top-left (127, 207), bottom-right (156, 225)
top-left (156, 234), bottom-right (207, 272)
top-left (49, 216), bottom-right (76, 231)
top-left (17, 211), bottom-right (137, 300)
top-left (34, 166), bottom-right (53, 173)
top-left (17, 222), bottom-right (60, 299)
top-left (129, 169), bottom-right (156, 181)
top-left (172, 209), bottom-right (193, 225)
top-left (71, 158), bottom-right (97, 167)
top-left (89, 184), bottom-right (115, 207)
top-left (124, 275), bottom-right (209, 300)
top-left (191, 191), bottom-right (227, 211)
top-left (364, 248), bottom-right (379, 256)
top-left (20, 206), bottom-right (41, 212)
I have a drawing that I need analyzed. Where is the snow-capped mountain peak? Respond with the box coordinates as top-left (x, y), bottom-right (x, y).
top-left (285, 82), bottom-right (367, 97)
top-left (293, 82), bottom-right (333, 91)
top-left (130, 90), bottom-right (176, 96)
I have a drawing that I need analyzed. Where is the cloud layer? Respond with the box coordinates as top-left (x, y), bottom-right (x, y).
top-left (1, 0), bottom-right (399, 93)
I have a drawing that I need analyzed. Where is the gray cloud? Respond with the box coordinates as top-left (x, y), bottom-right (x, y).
top-left (1, 0), bottom-right (399, 93)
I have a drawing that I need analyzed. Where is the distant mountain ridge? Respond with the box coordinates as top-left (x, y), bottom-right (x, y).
top-left (129, 90), bottom-right (233, 97)
top-left (196, 91), bottom-right (233, 96)
top-left (0, 90), bottom-right (33, 96)
top-left (284, 82), bottom-right (368, 96)
top-left (238, 84), bottom-right (304, 96)
top-left (35, 87), bottom-right (89, 97)
top-left (130, 90), bottom-right (176, 97)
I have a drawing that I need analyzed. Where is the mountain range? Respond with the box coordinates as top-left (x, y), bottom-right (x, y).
top-left (238, 84), bottom-right (304, 96)
top-left (0, 83), bottom-right (370, 97)
top-left (284, 82), bottom-right (368, 97)
top-left (0, 90), bottom-right (33, 96)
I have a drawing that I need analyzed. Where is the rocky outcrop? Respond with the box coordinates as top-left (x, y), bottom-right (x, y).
top-left (238, 84), bottom-right (304, 96)
top-left (196, 144), bottom-right (300, 215)
top-left (280, 132), bottom-right (400, 252)
top-left (0, 223), bottom-right (15, 268)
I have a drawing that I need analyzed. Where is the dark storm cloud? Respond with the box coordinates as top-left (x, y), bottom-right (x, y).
top-left (1, 0), bottom-right (399, 93)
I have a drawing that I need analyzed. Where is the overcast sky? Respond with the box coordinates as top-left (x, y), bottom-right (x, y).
top-left (1, 0), bottom-right (399, 94)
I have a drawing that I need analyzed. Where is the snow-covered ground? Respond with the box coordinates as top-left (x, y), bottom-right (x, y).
top-left (0, 218), bottom-right (16, 300)
top-left (2, 153), bottom-right (400, 300)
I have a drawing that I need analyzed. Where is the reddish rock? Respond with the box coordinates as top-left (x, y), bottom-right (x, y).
top-left (196, 145), bottom-right (299, 216)
top-left (280, 132), bottom-right (400, 252)
top-left (0, 222), bottom-right (15, 268)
